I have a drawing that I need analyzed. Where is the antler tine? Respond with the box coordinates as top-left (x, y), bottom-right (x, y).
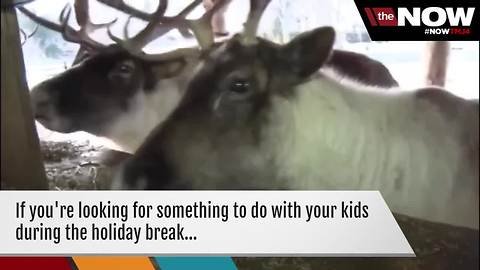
top-left (140, 0), bottom-right (228, 50)
top-left (29, 24), bottom-right (39, 38)
top-left (18, 6), bottom-right (64, 32)
top-left (18, 6), bottom-right (91, 46)
top-left (20, 25), bottom-right (38, 46)
top-left (74, 0), bottom-right (117, 33)
top-left (108, 0), bottom-right (213, 52)
top-left (59, 4), bottom-right (106, 50)
top-left (107, 0), bottom-right (169, 52)
top-left (98, 0), bottom-right (193, 38)
top-left (20, 29), bottom-right (27, 45)
top-left (183, 0), bottom-right (229, 49)
top-left (144, 0), bottom-right (215, 48)
top-left (109, 0), bottom-right (228, 62)
top-left (18, 1), bottom-right (113, 51)
top-left (97, 0), bottom-right (153, 21)
top-left (135, 0), bottom-right (230, 62)
top-left (242, 0), bottom-right (272, 45)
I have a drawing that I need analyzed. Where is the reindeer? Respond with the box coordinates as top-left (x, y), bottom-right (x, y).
top-left (116, 0), bottom-right (479, 230)
top-left (26, 0), bottom-right (219, 152)
top-left (25, 0), bottom-right (398, 153)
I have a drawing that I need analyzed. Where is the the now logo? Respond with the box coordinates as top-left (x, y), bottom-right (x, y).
top-left (355, 1), bottom-right (478, 40)
top-left (365, 7), bottom-right (475, 27)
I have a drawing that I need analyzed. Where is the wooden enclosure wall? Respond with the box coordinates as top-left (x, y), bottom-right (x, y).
top-left (1, 4), bottom-right (47, 189)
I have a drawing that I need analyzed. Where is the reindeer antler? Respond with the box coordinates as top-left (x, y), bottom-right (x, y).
top-left (97, 0), bottom-right (191, 37)
top-left (20, 24), bottom-right (38, 46)
top-left (97, 0), bottom-right (152, 21)
top-left (18, 6), bottom-right (65, 32)
top-left (18, 0), bottom-right (227, 62)
top-left (74, 0), bottom-right (116, 34)
top-left (108, 0), bottom-right (228, 61)
top-left (107, 0), bottom-right (170, 52)
top-left (181, 0), bottom-right (229, 49)
top-left (18, 0), bottom-right (115, 51)
top-left (242, 0), bottom-right (271, 45)
top-left (60, 0), bottom-right (116, 50)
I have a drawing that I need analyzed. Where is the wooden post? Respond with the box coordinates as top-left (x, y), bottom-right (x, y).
top-left (1, 4), bottom-right (47, 189)
top-left (425, 41), bottom-right (450, 87)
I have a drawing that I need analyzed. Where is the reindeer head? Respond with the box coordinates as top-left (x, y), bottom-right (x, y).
top-left (177, 26), bottom-right (335, 125)
top-left (117, 0), bottom-right (336, 189)
top-left (25, 0), bottom-right (225, 145)
top-left (30, 44), bottom-right (187, 134)
top-left (158, 0), bottom-right (336, 141)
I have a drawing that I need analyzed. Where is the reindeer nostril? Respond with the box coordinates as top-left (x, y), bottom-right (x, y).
top-left (34, 107), bottom-right (45, 117)
top-left (32, 98), bottom-right (51, 120)
top-left (34, 109), bottom-right (46, 120)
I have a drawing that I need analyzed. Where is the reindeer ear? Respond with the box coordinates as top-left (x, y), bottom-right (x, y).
top-left (279, 26), bottom-right (335, 78)
top-left (144, 60), bottom-right (186, 90)
top-left (152, 60), bottom-right (186, 78)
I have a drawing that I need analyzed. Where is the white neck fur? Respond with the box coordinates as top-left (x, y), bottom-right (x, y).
top-left (270, 70), bottom-right (478, 229)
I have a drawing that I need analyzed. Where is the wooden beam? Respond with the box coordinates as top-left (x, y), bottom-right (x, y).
top-left (425, 41), bottom-right (450, 87)
top-left (1, 5), bottom-right (47, 189)
top-left (1, 0), bottom-right (34, 8)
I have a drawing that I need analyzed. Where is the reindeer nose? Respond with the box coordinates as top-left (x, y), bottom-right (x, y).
top-left (30, 85), bottom-right (52, 120)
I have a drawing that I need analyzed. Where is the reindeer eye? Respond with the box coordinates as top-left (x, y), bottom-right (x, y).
top-left (229, 79), bottom-right (250, 94)
top-left (109, 61), bottom-right (136, 82)
top-left (118, 64), bottom-right (133, 73)
top-left (115, 60), bottom-right (136, 75)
